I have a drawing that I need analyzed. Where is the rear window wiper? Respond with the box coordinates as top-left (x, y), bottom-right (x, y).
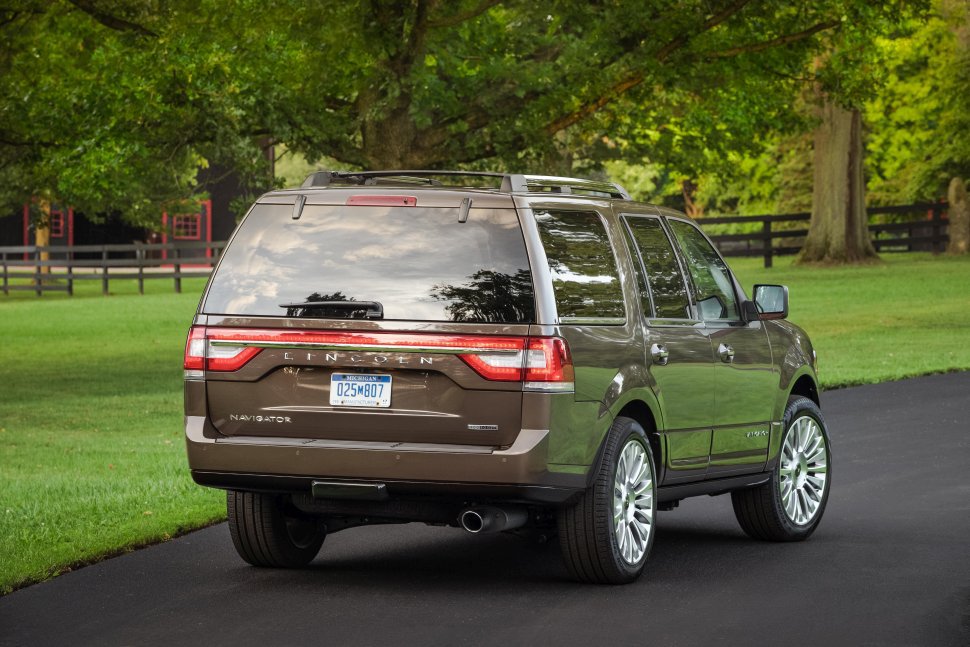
top-left (279, 300), bottom-right (384, 320)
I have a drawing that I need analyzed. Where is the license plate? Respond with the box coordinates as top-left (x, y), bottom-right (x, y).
top-left (329, 373), bottom-right (392, 408)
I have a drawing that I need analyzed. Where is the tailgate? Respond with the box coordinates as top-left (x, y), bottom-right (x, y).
top-left (201, 328), bottom-right (527, 447)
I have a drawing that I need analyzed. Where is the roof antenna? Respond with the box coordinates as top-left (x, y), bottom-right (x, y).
top-left (458, 197), bottom-right (472, 223)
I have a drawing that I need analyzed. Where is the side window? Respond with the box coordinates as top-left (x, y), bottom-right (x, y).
top-left (624, 216), bottom-right (691, 319)
top-left (667, 219), bottom-right (740, 321)
top-left (534, 210), bottom-right (625, 320)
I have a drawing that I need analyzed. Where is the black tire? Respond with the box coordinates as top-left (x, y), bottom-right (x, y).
top-left (732, 396), bottom-right (832, 541)
top-left (557, 416), bottom-right (657, 584)
top-left (226, 490), bottom-right (326, 567)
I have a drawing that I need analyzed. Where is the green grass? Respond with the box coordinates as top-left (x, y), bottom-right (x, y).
top-left (1, 253), bottom-right (969, 594)
top-left (0, 278), bottom-right (224, 594)
top-left (729, 253), bottom-right (970, 387)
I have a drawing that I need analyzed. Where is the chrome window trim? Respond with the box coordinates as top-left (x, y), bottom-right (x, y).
top-left (558, 317), bottom-right (627, 325)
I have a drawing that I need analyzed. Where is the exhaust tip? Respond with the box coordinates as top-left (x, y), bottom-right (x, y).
top-left (460, 510), bottom-right (485, 533)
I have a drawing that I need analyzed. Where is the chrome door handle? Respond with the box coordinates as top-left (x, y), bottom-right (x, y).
top-left (650, 343), bottom-right (669, 366)
top-left (718, 343), bottom-right (735, 363)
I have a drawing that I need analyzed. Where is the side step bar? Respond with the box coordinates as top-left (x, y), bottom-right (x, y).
top-left (658, 474), bottom-right (770, 503)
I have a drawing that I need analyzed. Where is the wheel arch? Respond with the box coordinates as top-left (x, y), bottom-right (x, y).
top-left (789, 373), bottom-right (820, 406)
top-left (612, 397), bottom-right (665, 483)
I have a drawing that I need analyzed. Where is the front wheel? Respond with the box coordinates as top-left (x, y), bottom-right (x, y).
top-left (732, 396), bottom-right (831, 541)
top-left (227, 490), bottom-right (326, 567)
top-left (558, 416), bottom-right (657, 584)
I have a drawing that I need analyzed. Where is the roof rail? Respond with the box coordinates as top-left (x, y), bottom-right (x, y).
top-left (301, 170), bottom-right (630, 200)
top-left (301, 170), bottom-right (505, 188)
top-left (501, 174), bottom-right (630, 200)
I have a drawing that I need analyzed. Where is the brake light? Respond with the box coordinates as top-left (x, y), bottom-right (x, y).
top-left (183, 326), bottom-right (206, 374)
top-left (182, 325), bottom-right (263, 373)
top-left (346, 195), bottom-right (417, 206)
top-left (523, 338), bottom-right (574, 389)
top-left (456, 338), bottom-right (528, 381)
top-left (205, 344), bottom-right (262, 372)
top-left (456, 336), bottom-right (574, 392)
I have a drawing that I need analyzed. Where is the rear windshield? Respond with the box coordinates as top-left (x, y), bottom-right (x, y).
top-left (202, 203), bottom-right (535, 323)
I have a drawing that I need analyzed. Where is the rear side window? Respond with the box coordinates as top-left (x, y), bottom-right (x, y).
top-left (534, 210), bottom-right (625, 320)
top-left (203, 203), bottom-right (535, 323)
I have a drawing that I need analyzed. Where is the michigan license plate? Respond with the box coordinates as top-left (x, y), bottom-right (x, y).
top-left (329, 373), bottom-right (392, 408)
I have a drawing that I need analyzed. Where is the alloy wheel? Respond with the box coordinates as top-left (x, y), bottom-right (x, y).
top-left (613, 439), bottom-right (655, 565)
top-left (779, 415), bottom-right (829, 525)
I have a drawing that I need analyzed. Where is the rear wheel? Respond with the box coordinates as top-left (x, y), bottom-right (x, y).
top-left (558, 416), bottom-right (657, 584)
top-left (227, 490), bottom-right (326, 567)
top-left (732, 396), bottom-right (831, 541)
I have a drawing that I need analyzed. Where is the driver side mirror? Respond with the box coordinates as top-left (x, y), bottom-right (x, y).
top-left (752, 284), bottom-right (789, 320)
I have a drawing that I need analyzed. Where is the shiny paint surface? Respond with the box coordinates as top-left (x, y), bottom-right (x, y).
top-left (644, 322), bottom-right (715, 481)
top-left (185, 185), bottom-right (820, 506)
top-left (617, 208), bottom-right (715, 482)
top-left (707, 322), bottom-right (777, 475)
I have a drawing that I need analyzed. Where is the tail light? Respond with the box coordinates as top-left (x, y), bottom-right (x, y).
top-left (182, 326), bottom-right (574, 392)
top-left (454, 336), bottom-right (574, 392)
top-left (183, 325), bottom-right (263, 375)
top-left (183, 326), bottom-right (206, 378)
top-left (522, 337), bottom-right (575, 391)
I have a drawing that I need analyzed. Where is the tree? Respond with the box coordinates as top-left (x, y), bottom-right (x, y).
top-left (864, 0), bottom-right (970, 204)
top-left (0, 0), bottom-right (926, 227)
top-left (947, 177), bottom-right (969, 254)
top-left (0, 1), bottom-right (298, 225)
top-left (800, 101), bottom-right (877, 263)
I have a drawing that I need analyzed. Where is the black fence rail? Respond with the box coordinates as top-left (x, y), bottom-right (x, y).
top-left (700, 202), bottom-right (948, 267)
top-left (0, 203), bottom-right (951, 297)
top-left (1, 241), bottom-right (225, 296)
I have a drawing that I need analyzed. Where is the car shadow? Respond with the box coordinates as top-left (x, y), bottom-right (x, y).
top-left (242, 517), bottom-right (782, 593)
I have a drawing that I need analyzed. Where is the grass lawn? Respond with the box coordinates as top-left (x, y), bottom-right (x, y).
top-left (1, 252), bottom-right (969, 594)
top-left (730, 253), bottom-right (970, 387)
top-left (0, 278), bottom-right (224, 595)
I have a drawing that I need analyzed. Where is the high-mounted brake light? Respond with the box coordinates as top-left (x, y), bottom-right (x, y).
top-left (346, 195), bottom-right (417, 207)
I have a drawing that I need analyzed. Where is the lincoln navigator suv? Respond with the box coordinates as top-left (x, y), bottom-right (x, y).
top-left (184, 171), bottom-right (831, 584)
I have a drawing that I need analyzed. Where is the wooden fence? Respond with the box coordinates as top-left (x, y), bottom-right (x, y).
top-left (0, 203), bottom-right (952, 297)
top-left (700, 202), bottom-right (948, 267)
top-left (1, 241), bottom-right (225, 296)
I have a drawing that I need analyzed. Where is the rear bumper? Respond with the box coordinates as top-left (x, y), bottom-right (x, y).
top-left (185, 415), bottom-right (585, 504)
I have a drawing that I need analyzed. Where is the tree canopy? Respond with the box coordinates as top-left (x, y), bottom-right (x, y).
top-left (0, 0), bottom-right (931, 223)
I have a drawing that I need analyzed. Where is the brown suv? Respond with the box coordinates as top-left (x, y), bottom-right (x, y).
top-left (184, 171), bottom-right (830, 584)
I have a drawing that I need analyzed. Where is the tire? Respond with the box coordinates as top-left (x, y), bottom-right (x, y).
top-left (558, 416), bottom-right (657, 584)
top-left (732, 396), bottom-right (832, 541)
top-left (226, 490), bottom-right (326, 567)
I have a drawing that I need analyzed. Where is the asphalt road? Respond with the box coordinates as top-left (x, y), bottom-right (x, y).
top-left (2, 372), bottom-right (969, 647)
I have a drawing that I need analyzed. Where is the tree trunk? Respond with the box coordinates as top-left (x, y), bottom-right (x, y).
top-left (947, 177), bottom-right (969, 254)
top-left (798, 101), bottom-right (878, 264)
top-left (35, 198), bottom-right (51, 277)
top-left (682, 179), bottom-right (704, 218)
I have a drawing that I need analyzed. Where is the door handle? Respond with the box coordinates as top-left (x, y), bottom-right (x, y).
top-left (650, 343), bottom-right (669, 366)
top-left (718, 343), bottom-right (735, 363)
